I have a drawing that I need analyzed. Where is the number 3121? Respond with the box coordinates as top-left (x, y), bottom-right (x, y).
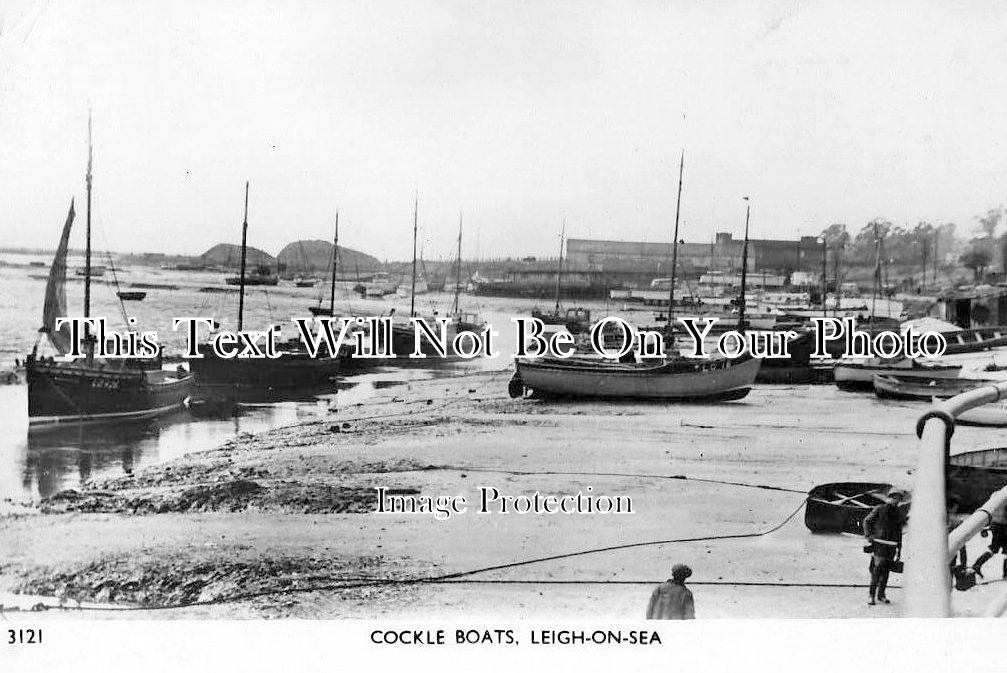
top-left (8, 629), bottom-right (42, 644)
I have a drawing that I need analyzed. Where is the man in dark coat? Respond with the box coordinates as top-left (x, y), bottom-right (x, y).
top-left (863, 489), bottom-right (906, 606)
top-left (646, 564), bottom-right (695, 619)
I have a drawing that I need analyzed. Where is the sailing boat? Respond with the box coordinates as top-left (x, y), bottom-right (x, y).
top-left (530, 222), bottom-right (592, 334)
top-left (25, 115), bottom-right (192, 426)
top-left (189, 184), bottom-right (353, 388)
top-left (510, 151), bottom-right (762, 401)
top-left (447, 210), bottom-right (484, 333)
top-left (309, 212), bottom-right (341, 317)
top-left (385, 196), bottom-right (463, 358)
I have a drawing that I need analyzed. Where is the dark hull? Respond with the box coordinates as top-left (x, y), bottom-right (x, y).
top-left (948, 448), bottom-right (1007, 513)
top-left (189, 348), bottom-right (351, 388)
top-left (26, 361), bottom-right (191, 426)
top-left (805, 482), bottom-right (907, 534)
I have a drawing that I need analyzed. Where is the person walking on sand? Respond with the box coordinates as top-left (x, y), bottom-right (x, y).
top-left (972, 500), bottom-right (1007, 579)
top-left (646, 563), bottom-right (695, 619)
top-left (863, 488), bottom-right (905, 606)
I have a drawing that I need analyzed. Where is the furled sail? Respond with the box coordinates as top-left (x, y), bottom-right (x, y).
top-left (41, 200), bottom-right (75, 354)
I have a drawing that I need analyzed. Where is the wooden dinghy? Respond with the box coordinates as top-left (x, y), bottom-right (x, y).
top-left (872, 374), bottom-right (994, 401)
top-left (834, 357), bottom-right (962, 392)
top-left (509, 353), bottom-right (761, 401)
top-left (804, 482), bottom-right (909, 534)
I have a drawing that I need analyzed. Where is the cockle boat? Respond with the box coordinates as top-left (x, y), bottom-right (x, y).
top-left (25, 115), bottom-right (192, 426)
top-left (804, 482), bottom-right (909, 534)
top-left (189, 184), bottom-right (353, 388)
top-left (509, 353), bottom-right (761, 401)
top-left (833, 357), bottom-right (962, 391)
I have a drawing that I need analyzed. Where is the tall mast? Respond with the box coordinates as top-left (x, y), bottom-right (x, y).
top-left (667, 150), bottom-right (684, 330)
top-left (553, 220), bottom-right (565, 313)
top-left (237, 182), bottom-right (249, 332)
top-left (410, 193), bottom-right (418, 318)
top-left (329, 210), bottom-right (339, 314)
top-left (452, 210), bottom-right (463, 315)
top-left (738, 197), bottom-right (751, 330)
top-left (84, 110), bottom-right (94, 362)
top-left (871, 221), bottom-right (881, 323)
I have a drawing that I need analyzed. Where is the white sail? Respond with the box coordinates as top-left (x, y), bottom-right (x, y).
top-left (41, 200), bottom-right (75, 354)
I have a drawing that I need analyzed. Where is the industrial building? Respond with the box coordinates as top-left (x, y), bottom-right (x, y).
top-left (564, 233), bottom-right (825, 288)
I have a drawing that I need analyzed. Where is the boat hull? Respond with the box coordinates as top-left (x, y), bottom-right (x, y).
top-left (948, 448), bottom-right (1007, 511)
top-left (26, 360), bottom-right (191, 426)
top-left (872, 374), bottom-right (993, 401)
top-left (513, 354), bottom-right (761, 401)
top-left (189, 347), bottom-right (351, 388)
top-left (804, 482), bottom-right (907, 534)
top-left (834, 359), bottom-right (962, 391)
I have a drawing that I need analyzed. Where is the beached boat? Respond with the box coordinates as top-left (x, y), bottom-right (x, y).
top-left (509, 353), bottom-right (761, 401)
top-left (190, 184), bottom-right (353, 388)
top-left (447, 212), bottom-right (485, 334)
top-left (937, 326), bottom-right (1007, 354)
top-left (948, 448), bottom-right (1007, 512)
top-left (25, 116), bottom-right (192, 426)
top-left (834, 358), bottom-right (961, 391)
top-left (872, 374), bottom-right (993, 401)
top-left (116, 290), bottom-right (146, 301)
top-left (804, 482), bottom-right (909, 534)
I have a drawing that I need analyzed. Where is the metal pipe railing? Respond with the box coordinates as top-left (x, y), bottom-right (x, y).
top-left (905, 381), bottom-right (1007, 617)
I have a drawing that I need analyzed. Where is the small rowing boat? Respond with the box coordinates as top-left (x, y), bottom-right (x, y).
top-left (805, 482), bottom-right (910, 534)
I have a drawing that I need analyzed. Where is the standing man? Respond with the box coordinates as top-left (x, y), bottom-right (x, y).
top-left (646, 563), bottom-right (695, 619)
top-left (972, 501), bottom-right (1007, 579)
top-left (863, 488), bottom-right (906, 606)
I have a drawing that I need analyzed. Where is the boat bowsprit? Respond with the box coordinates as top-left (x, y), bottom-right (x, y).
top-left (509, 353), bottom-right (762, 401)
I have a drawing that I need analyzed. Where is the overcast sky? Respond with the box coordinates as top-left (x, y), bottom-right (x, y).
top-left (1, 1), bottom-right (1005, 261)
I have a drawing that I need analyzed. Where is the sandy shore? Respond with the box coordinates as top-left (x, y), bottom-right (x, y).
top-left (2, 368), bottom-right (1003, 619)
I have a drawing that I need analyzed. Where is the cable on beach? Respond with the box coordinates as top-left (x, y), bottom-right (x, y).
top-left (7, 498), bottom-right (828, 614)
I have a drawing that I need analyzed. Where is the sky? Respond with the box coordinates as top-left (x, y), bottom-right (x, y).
top-left (1, 0), bottom-right (1006, 261)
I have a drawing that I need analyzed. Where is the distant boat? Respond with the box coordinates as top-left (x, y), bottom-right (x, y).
top-left (834, 358), bottom-right (962, 391)
top-left (116, 290), bottom-right (146, 301)
top-left (804, 482), bottom-right (909, 534)
top-left (75, 264), bottom-right (105, 277)
top-left (25, 114), bottom-right (191, 426)
top-left (530, 220), bottom-right (592, 334)
top-left (308, 212), bottom-right (344, 318)
top-left (510, 354), bottom-right (761, 401)
top-left (225, 264), bottom-right (278, 286)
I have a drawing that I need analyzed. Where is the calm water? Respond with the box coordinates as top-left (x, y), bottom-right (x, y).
top-left (0, 253), bottom-right (621, 502)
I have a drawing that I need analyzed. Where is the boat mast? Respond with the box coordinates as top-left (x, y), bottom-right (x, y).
top-left (237, 181), bottom-right (249, 332)
top-left (553, 220), bottom-right (565, 313)
top-left (871, 221), bottom-right (881, 323)
top-left (738, 197), bottom-right (751, 330)
top-left (84, 110), bottom-right (94, 363)
top-left (410, 194), bottom-right (418, 318)
top-left (452, 210), bottom-right (463, 315)
top-left (667, 150), bottom-right (684, 331)
top-left (329, 210), bottom-right (339, 314)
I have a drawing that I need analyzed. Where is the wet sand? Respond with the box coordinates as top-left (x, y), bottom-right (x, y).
top-left (1, 368), bottom-right (1003, 619)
